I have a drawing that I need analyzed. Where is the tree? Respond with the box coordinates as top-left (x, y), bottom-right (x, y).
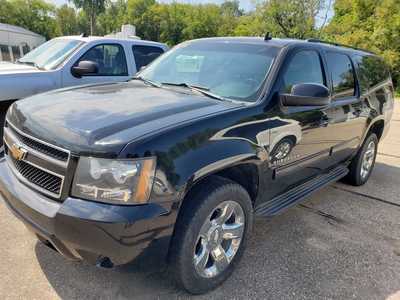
top-left (56, 5), bottom-right (79, 36)
top-left (70, 0), bottom-right (106, 35)
top-left (218, 0), bottom-right (243, 36)
top-left (0, 0), bottom-right (58, 39)
top-left (324, 0), bottom-right (400, 91)
top-left (260, 0), bottom-right (323, 39)
top-left (96, 0), bottom-right (126, 36)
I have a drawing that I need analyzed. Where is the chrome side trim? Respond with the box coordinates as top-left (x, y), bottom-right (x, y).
top-left (6, 119), bottom-right (71, 165)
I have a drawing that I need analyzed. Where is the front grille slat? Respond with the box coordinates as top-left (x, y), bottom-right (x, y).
top-left (4, 122), bottom-right (69, 199)
top-left (7, 123), bottom-right (69, 162)
top-left (10, 156), bottom-right (63, 196)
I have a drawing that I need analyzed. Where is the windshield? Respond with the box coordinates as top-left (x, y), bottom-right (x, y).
top-left (139, 40), bottom-right (279, 102)
top-left (18, 39), bottom-right (84, 70)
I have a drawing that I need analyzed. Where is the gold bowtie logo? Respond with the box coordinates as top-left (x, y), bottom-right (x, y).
top-left (9, 143), bottom-right (27, 161)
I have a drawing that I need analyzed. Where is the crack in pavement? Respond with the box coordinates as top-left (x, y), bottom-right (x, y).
top-left (378, 152), bottom-right (400, 159)
top-left (331, 185), bottom-right (400, 208)
top-left (299, 203), bottom-right (346, 225)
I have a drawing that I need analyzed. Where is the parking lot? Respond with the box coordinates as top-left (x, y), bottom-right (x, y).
top-left (0, 101), bottom-right (399, 300)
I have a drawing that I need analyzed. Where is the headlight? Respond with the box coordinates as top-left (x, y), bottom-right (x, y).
top-left (71, 157), bottom-right (156, 204)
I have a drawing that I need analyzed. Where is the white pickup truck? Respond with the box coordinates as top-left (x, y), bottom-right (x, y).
top-left (0, 36), bottom-right (168, 102)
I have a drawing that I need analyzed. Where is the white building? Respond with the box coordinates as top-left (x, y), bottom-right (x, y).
top-left (0, 23), bottom-right (45, 62)
top-left (105, 24), bottom-right (141, 40)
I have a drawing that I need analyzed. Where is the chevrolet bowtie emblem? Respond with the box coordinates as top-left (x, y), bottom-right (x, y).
top-left (9, 143), bottom-right (27, 161)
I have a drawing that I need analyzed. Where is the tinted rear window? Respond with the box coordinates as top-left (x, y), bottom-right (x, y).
top-left (354, 55), bottom-right (390, 91)
top-left (326, 52), bottom-right (356, 99)
top-left (132, 45), bottom-right (164, 71)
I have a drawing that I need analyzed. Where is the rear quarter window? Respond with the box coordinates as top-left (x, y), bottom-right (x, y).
top-left (354, 55), bottom-right (390, 91)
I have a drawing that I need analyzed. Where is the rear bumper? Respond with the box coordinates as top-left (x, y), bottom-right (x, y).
top-left (0, 156), bottom-right (176, 266)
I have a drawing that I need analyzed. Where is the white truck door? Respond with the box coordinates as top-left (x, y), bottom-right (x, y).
top-left (61, 42), bottom-right (131, 87)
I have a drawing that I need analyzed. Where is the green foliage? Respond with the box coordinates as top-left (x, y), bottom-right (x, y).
top-left (56, 5), bottom-right (79, 36)
top-left (70, 0), bottom-right (106, 34)
top-left (324, 0), bottom-right (400, 89)
top-left (0, 0), bottom-right (398, 90)
top-left (260, 0), bottom-right (322, 39)
top-left (0, 0), bottom-right (58, 39)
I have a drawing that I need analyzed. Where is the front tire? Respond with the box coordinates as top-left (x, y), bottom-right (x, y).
top-left (169, 176), bottom-right (253, 294)
top-left (344, 133), bottom-right (378, 186)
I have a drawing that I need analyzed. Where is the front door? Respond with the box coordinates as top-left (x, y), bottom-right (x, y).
top-left (269, 48), bottom-right (335, 196)
top-left (62, 43), bottom-right (131, 88)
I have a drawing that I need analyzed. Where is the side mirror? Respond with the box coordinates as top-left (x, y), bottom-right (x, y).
top-left (139, 66), bottom-right (147, 72)
top-left (281, 83), bottom-right (330, 106)
top-left (71, 60), bottom-right (99, 78)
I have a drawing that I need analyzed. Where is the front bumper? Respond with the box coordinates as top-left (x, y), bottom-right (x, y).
top-left (0, 156), bottom-right (176, 266)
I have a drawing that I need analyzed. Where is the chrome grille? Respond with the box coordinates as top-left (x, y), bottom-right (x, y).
top-left (4, 121), bottom-right (70, 199)
top-left (7, 122), bottom-right (69, 162)
top-left (9, 153), bottom-right (63, 196)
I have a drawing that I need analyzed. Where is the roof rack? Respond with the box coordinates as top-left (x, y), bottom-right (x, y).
top-left (306, 38), bottom-right (375, 54)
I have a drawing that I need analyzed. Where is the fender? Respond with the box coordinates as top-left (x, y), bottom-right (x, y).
top-left (118, 105), bottom-right (273, 206)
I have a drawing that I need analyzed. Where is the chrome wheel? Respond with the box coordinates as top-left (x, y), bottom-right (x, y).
top-left (273, 140), bottom-right (292, 160)
top-left (360, 140), bottom-right (376, 179)
top-left (193, 200), bottom-right (245, 278)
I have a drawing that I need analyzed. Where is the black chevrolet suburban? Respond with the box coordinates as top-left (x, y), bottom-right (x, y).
top-left (0, 37), bottom-right (394, 294)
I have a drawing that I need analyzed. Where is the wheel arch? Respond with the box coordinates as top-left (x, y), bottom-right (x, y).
top-left (361, 117), bottom-right (385, 145)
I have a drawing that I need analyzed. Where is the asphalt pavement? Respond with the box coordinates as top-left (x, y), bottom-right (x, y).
top-left (1, 102), bottom-right (400, 300)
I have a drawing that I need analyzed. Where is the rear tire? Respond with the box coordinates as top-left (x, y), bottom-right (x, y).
top-left (169, 176), bottom-right (253, 294)
top-left (344, 133), bottom-right (378, 186)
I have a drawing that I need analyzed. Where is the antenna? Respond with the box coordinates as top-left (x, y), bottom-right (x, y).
top-left (264, 32), bottom-right (272, 41)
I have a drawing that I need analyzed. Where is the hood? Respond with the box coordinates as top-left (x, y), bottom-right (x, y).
top-left (8, 81), bottom-right (240, 156)
top-left (0, 61), bottom-right (42, 75)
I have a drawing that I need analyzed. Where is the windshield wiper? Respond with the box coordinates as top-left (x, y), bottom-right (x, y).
top-left (16, 60), bottom-right (44, 70)
top-left (132, 76), bottom-right (162, 88)
top-left (161, 82), bottom-right (227, 101)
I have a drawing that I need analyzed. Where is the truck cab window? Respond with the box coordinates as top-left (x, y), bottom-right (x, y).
top-left (326, 52), bottom-right (356, 99)
top-left (132, 45), bottom-right (164, 71)
top-left (11, 46), bottom-right (21, 61)
top-left (78, 44), bottom-right (128, 76)
top-left (282, 50), bottom-right (325, 93)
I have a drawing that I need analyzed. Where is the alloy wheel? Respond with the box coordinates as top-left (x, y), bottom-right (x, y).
top-left (193, 200), bottom-right (245, 278)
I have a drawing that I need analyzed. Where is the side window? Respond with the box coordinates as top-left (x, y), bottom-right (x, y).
top-left (282, 50), bottom-right (325, 93)
top-left (326, 52), bottom-right (355, 99)
top-left (355, 55), bottom-right (389, 90)
top-left (0, 45), bottom-right (11, 61)
top-left (77, 44), bottom-right (128, 76)
top-left (22, 44), bottom-right (30, 55)
top-left (11, 45), bottom-right (21, 61)
top-left (132, 45), bottom-right (164, 71)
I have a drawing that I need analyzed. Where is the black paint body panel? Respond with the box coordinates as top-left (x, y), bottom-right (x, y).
top-left (1, 38), bottom-right (394, 266)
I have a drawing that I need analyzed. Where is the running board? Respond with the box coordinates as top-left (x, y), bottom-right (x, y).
top-left (255, 165), bottom-right (349, 217)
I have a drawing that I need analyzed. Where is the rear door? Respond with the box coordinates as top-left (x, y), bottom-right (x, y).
top-left (324, 51), bottom-right (365, 164)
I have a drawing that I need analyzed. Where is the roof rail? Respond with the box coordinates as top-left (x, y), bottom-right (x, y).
top-left (306, 38), bottom-right (375, 54)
